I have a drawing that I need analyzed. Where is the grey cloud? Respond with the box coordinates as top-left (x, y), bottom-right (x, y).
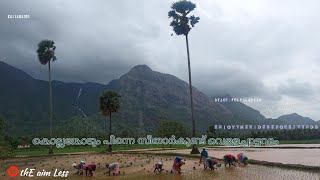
top-left (278, 79), bottom-right (315, 99)
top-left (0, 0), bottom-right (319, 120)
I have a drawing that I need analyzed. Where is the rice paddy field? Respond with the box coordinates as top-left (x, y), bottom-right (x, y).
top-left (1, 151), bottom-right (319, 180)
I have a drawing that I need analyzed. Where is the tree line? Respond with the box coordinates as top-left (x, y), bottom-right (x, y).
top-left (207, 127), bottom-right (320, 141)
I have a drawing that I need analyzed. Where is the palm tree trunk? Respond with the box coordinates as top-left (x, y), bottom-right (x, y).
top-left (108, 112), bottom-right (112, 152)
top-left (186, 35), bottom-right (200, 154)
top-left (48, 61), bottom-right (53, 154)
top-left (185, 35), bottom-right (196, 137)
top-left (161, 121), bottom-right (164, 150)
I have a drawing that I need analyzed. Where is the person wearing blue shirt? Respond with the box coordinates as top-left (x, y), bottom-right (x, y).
top-left (200, 148), bottom-right (209, 168)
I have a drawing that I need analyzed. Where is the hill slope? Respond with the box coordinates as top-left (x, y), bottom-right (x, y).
top-left (1, 61), bottom-right (318, 136)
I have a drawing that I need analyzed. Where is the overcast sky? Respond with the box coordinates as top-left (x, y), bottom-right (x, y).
top-left (1, 0), bottom-right (319, 120)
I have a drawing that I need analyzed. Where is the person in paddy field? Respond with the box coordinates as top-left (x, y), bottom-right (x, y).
top-left (200, 148), bottom-right (209, 168)
top-left (237, 153), bottom-right (249, 165)
top-left (204, 157), bottom-right (221, 170)
top-left (154, 161), bottom-right (164, 173)
top-left (106, 162), bottom-right (120, 176)
top-left (171, 157), bottom-right (185, 174)
top-left (72, 160), bottom-right (85, 175)
top-left (84, 162), bottom-right (96, 176)
top-left (223, 154), bottom-right (237, 167)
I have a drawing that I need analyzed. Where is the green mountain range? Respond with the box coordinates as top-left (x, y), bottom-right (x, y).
top-left (0, 61), bottom-right (318, 136)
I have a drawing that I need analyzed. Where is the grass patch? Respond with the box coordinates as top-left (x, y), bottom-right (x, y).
top-left (279, 139), bottom-right (320, 144)
top-left (15, 146), bottom-right (102, 156)
top-left (14, 144), bottom-right (199, 156)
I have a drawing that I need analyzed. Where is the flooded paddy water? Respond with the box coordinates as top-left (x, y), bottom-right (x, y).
top-left (0, 152), bottom-right (319, 180)
top-left (148, 144), bottom-right (320, 167)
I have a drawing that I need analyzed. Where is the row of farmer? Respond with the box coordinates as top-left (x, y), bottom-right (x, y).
top-left (200, 148), bottom-right (248, 170)
top-left (71, 149), bottom-right (248, 176)
top-left (72, 161), bottom-right (120, 176)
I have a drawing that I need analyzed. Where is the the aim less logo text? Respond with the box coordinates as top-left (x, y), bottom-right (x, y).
top-left (20, 168), bottom-right (69, 177)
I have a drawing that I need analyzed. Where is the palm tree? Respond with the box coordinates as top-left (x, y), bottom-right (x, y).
top-left (168, 0), bottom-right (200, 153)
top-left (37, 40), bottom-right (56, 154)
top-left (99, 91), bottom-right (120, 152)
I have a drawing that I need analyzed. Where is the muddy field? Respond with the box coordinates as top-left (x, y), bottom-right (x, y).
top-left (149, 147), bottom-right (320, 166)
top-left (0, 153), bottom-right (319, 180)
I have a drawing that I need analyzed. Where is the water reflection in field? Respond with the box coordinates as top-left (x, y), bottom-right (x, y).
top-left (0, 153), bottom-right (319, 180)
top-left (122, 165), bottom-right (320, 180)
top-left (154, 145), bottom-right (320, 166)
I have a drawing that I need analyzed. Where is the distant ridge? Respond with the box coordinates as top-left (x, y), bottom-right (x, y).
top-left (0, 61), bottom-right (318, 136)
